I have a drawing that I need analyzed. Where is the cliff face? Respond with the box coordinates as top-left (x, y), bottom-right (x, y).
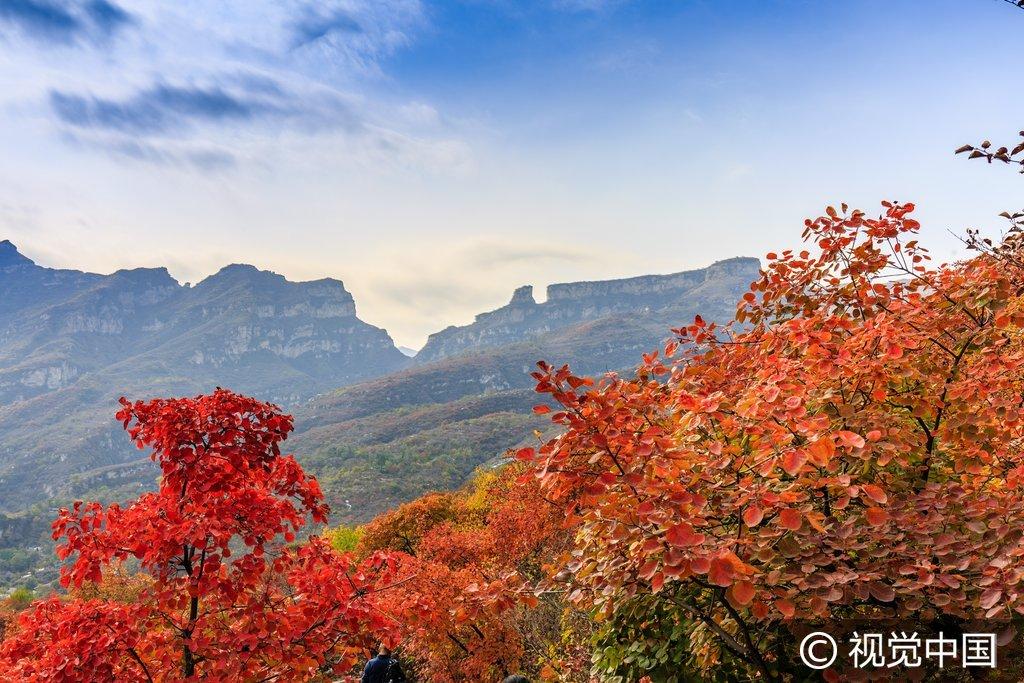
top-left (417, 257), bottom-right (761, 362)
top-left (0, 241), bottom-right (407, 408)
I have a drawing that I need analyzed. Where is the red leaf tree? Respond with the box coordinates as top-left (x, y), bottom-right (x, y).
top-left (357, 467), bottom-right (582, 681)
top-left (0, 389), bottom-right (397, 682)
top-left (520, 202), bottom-right (1024, 679)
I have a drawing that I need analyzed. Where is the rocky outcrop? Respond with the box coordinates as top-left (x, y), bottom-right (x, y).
top-left (0, 241), bottom-right (408, 406)
top-left (17, 362), bottom-right (78, 390)
top-left (417, 257), bottom-right (761, 362)
top-left (0, 240), bottom-right (32, 269)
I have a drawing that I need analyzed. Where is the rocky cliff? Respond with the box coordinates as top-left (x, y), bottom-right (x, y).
top-left (417, 257), bottom-right (761, 362)
top-left (0, 243), bottom-right (407, 407)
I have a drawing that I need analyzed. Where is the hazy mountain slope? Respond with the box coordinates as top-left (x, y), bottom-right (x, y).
top-left (0, 314), bottom-right (656, 518)
top-left (293, 392), bottom-right (544, 522)
top-left (0, 240), bottom-right (103, 326)
top-left (288, 311), bottom-right (744, 522)
top-left (417, 256), bottom-right (760, 362)
top-left (298, 315), bottom-right (657, 429)
top-left (287, 258), bottom-right (761, 523)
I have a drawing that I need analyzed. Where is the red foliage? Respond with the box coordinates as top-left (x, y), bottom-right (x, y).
top-left (2, 599), bottom-right (145, 681)
top-left (361, 467), bottom-right (572, 681)
top-left (518, 202), bottom-right (1024, 677)
top-left (0, 389), bottom-right (397, 682)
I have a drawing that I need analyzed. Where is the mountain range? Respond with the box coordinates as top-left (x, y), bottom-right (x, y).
top-left (0, 238), bottom-right (760, 589)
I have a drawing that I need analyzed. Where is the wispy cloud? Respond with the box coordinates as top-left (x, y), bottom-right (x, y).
top-left (1, 0), bottom-right (464, 172)
top-left (0, 0), bottom-right (134, 44)
top-left (51, 83), bottom-right (281, 135)
top-left (281, 0), bottom-right (426, 77)
top-left (47, 71), bottom-right (367, 138)
top-left (44, 69), bottom-right (474, 172)
top-left (59, 133), bottom-right (239, 170)
top-left (289, 7), bottom-right (363, 50)
top-left (551, 0), bottom-right (630, 13)
top-left (83, 0), bottom-right (132, 35)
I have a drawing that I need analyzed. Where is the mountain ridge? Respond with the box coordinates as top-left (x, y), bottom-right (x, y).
top-left (0, 241), bottom-right (407, 403)
top-left (417, 256), bottom-right (760, 362)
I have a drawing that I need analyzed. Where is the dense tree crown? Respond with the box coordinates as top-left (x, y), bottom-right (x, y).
top-left (353, 467), bottom-right (580, 681)
top-left (517, 202), bottom-right (1024, 679)
top-left (0, 390), bottom-right (398, 681)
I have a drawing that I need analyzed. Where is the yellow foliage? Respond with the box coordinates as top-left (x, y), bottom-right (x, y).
top-left (325, 525), bottom-right (363, 553)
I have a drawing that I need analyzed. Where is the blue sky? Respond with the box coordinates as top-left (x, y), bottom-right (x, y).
top-left (0, 0), bottom-right (1021, 346)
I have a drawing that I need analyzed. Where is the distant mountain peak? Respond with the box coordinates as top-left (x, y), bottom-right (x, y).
top-left (0, 240), bottom-right (34, 268)
top-left (209, 262), bottom-right (271, 278)
top-left (220, 262), bottom-right (259, 271)
top-left (417, 256), bottom-right (762, 362)
top-left (509, 285), bottom-right (535, 306)
top-left (196, 263), bottom-right (289, 290)
top-left (198, 265), bottom-right (353, 295)
top-left (111, 266), bottom-right (177, 283)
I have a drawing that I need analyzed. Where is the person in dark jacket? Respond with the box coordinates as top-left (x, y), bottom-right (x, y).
top-left (361, 645), bottom-right (406, 683)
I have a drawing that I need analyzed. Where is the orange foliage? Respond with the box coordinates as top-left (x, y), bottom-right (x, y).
top-left (363, 466), bottom-right (577, 681)
top-left (518, 202), bottom-right (1024, 678)
top-left (358, 491), bottom-right (466, 557)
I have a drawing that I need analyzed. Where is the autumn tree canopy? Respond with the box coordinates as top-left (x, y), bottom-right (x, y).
top-left (356, 467), bottom-right (587, 682)
top-left (0, 389), bottom-right (398, 682)
top-left (518, 201), bottom-right (1024, 679)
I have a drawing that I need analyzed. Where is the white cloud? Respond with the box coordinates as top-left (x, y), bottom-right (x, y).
top-left (0, 0), bottom-right (464, 173)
